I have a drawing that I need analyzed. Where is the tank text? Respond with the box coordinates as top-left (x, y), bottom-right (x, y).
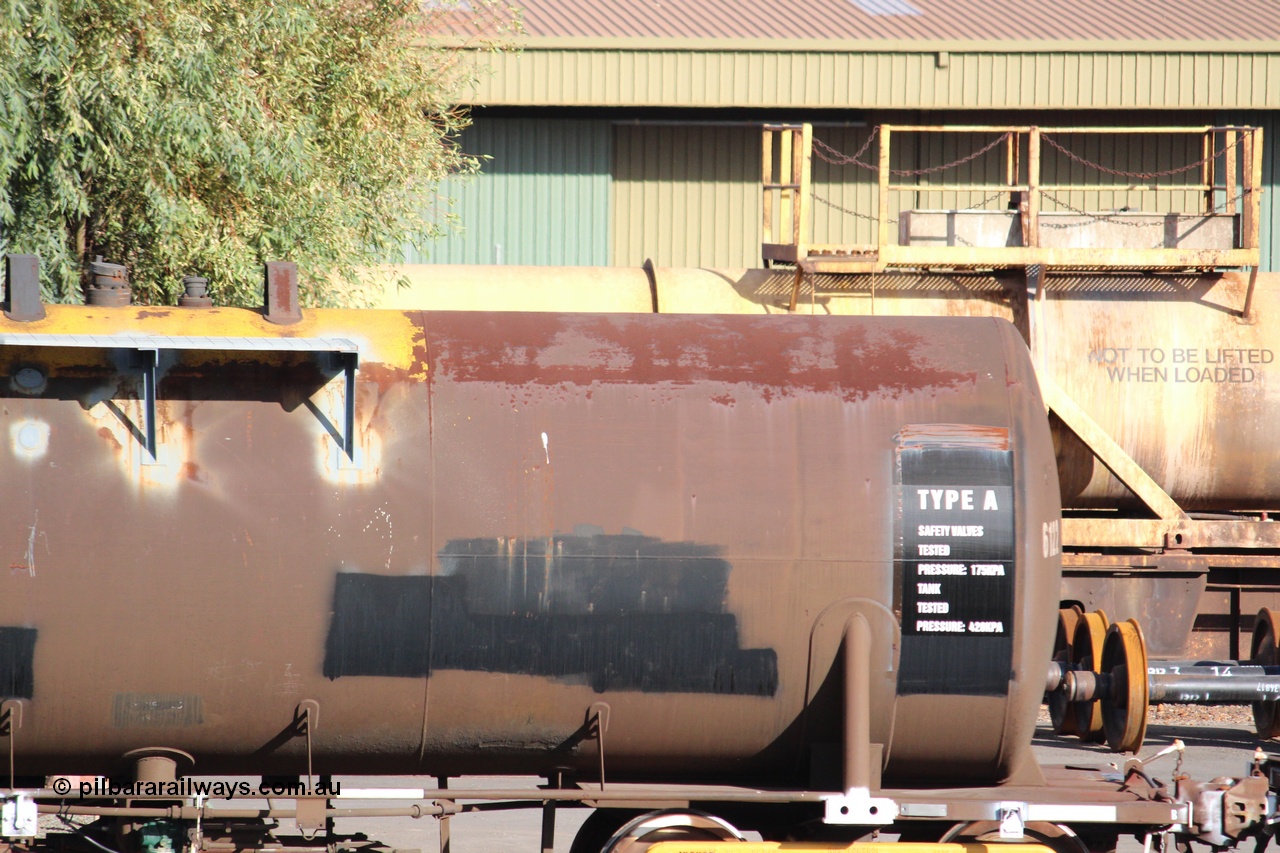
top-left (917, 524), bottom-right (985, 537)
top-left (915, 619), bottom-right (966, 633)
top-left (917, 563), bottom-right (968, 576)
top-left (1090, 346), bottom-right (1271, 384)
top-left (916, 489), bottom-right (1000, 512)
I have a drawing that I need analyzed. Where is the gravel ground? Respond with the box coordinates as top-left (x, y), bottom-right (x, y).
top-left (1039, 702), bottom-right (1255, 727)
top-left (1145, 703), bottom-right (1255, 725)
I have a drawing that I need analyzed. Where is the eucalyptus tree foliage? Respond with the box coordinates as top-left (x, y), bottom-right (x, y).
top-left (0, 0), bottom-right (514, 306)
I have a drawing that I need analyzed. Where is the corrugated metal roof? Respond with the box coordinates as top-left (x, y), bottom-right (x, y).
top-left (461, 0), bottom-right (1280, 42)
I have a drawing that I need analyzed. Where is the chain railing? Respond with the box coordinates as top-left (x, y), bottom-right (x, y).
top-left (1039, 131), bottom-right (1243, 181)
top-left (762, 123), bottom-right (1263, 275)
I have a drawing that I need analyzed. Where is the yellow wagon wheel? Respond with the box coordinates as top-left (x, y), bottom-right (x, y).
top-left (1250, 608), bottom-right (1280, 739)
top-left (1101, 619), bottom-right (1149, 754)
top-left (1048, 606), bottom-right (1085, 736)
top-left (601, 810), bottom-right (746, 853)
top-left (1070, 609), bottom-right (1109, 742)
top-left (940, 821), bottom-right (1088, 853)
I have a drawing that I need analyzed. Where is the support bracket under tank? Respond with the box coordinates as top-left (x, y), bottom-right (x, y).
top-left (1037, 372), bottom-right (1188, 528)
top-left (0, 333), bottom-right (361, 461)
top-left (823, 787), bottom-right (899, 825)
top-left (0, 700), bottom-right (23, 791)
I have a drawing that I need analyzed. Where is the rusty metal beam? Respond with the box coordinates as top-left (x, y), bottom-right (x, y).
top-left (1226, 128), bottom-right (1239, 221)
top-left (1245, 126), bottom-right (1265, 252)
top-left (1037, 373), bottom-right (1188, 524)
top-left (798, 123), bottom-right (812, 260)
top-left (1202, 129), bottom-right (1215, 214)
top-left (1042, 126), bottom-right (1220, 134)
top-left (761, 128), bottom-right (773, 250)
top-left (890, 183), bottom-right (1033, 192)
top-left (876, 245), bottom-right (1258, 269)
top-left (1242, 265), bottom-right (1261, 321)
top-left (1027, 128), bottom-right (1041, 249)
top-left (796, 259), bottom-right (881, 275)
top-left (767, 246), bottom-right (1259, 274)
top-left (878, 125), bottom-right (891, 251)
top-left (1063, 518), bottom-right (1280, 551)
top-left (780, 130), bottom-right (794, 248)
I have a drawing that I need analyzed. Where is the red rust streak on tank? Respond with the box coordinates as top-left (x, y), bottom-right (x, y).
top-left (896, 423), bottom-right (1011, 450)
top-left (409, 316), bottom-right (431, 373)
top-left (421, 313), bottom-right (976, 403)
top-left (360, 363), bottom-right (415, 395)
top-left (97, 426), bottom-right (123, 452)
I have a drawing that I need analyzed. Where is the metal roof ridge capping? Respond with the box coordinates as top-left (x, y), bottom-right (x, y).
top-left (433, 0), bottom-right (1280, 42)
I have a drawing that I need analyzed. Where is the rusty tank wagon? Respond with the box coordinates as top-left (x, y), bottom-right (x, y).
top-left (375, 124), bottom-right (1278, 680)
top-left (0, 259), bottom-right (1276, 853)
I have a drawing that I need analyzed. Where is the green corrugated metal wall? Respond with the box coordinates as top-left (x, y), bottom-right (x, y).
top-left (612, 124), bottom-right (761, 268)
top-left (468, 48), bottom-right (1280, 111)
top-left (410, 118), bottom-right (611, 265)
top-left (422, 113), bottom-right (1276, 271)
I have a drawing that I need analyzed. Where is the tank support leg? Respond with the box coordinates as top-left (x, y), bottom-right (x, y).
top-left (586, 703), bottom-right (611, 791)
top-left (844, 613), bottom-right (872, 793)
top-left (436, 776), bottom-right (450, 853)
top-left (823, 614), bottom-right (896, 826)
top-left (0, 700), bottom-right (22, 790)
top-left (540, 800), bottom-right (557, 853)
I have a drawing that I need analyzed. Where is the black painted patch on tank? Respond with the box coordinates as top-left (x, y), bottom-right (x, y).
top-left (324, 534), bottom-right (777, 695)
top-left (323, 574), bottom-right (433, 678)
top-left (895, 438), bottom-right (1015, 696)
top-left (0, 627), bottom-right (36, 699)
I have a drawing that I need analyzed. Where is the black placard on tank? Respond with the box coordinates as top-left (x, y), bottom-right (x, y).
top-left (894, 427), bottom-right (1015, 696)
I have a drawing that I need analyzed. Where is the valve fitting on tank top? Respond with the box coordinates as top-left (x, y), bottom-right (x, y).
top-left (86, 257), bottom-right (132, 307)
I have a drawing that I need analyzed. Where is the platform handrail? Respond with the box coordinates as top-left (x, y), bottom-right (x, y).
top-left (762, 123), bottom-right (1264, 285)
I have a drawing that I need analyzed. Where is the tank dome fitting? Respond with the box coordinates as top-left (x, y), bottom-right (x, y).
top-left (86, 256), bottom-right (131, 307)
top-left (179, 275), bottom-right (213, 308)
